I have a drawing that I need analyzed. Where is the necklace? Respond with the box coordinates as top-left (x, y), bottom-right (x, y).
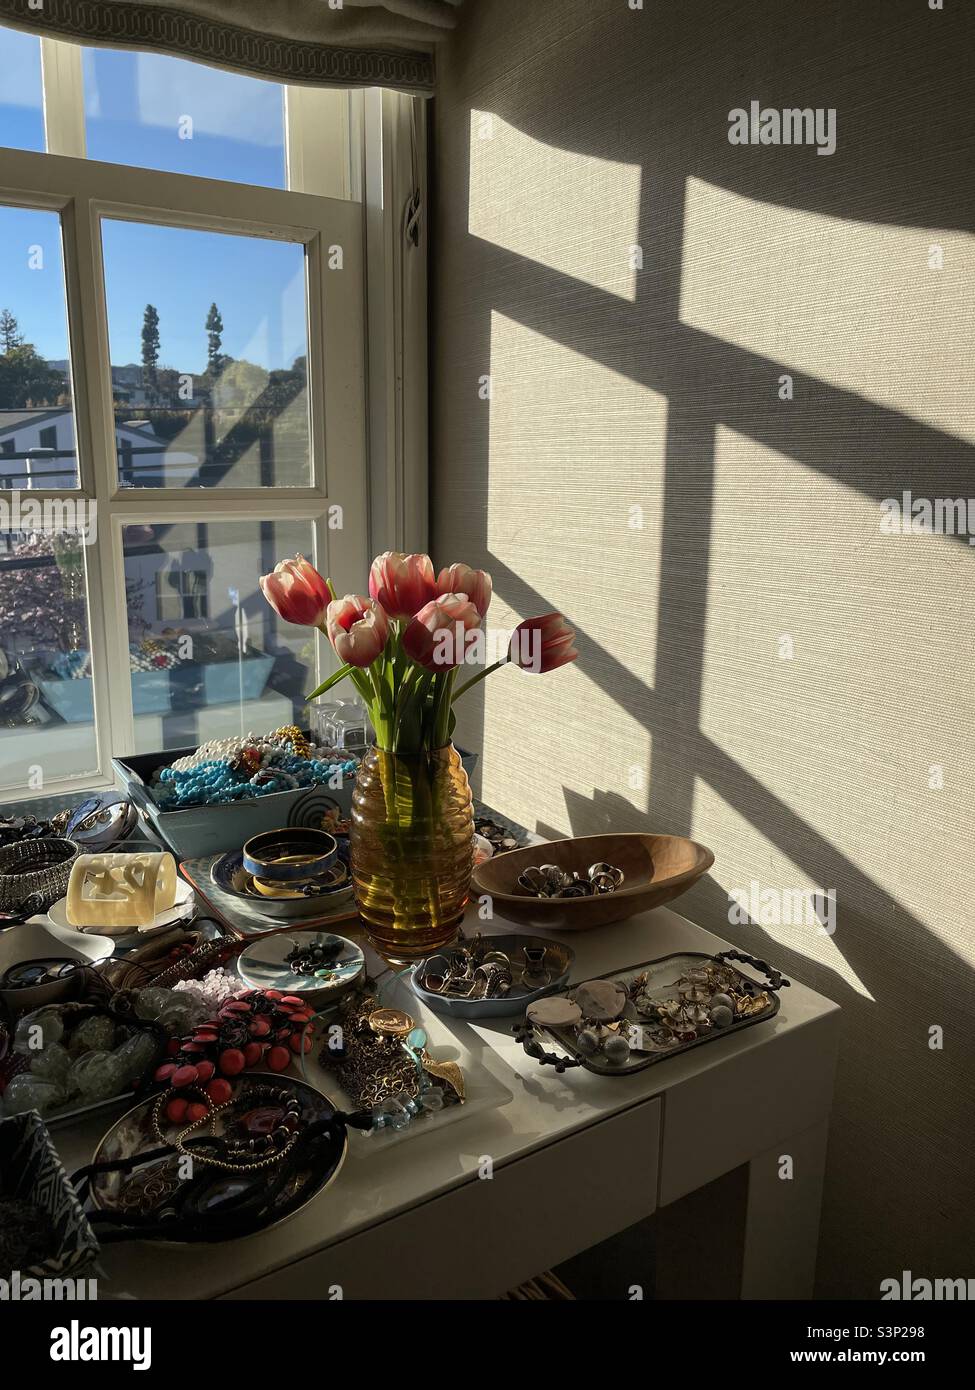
top-left (152, 1084), bottom-right (303, 1173)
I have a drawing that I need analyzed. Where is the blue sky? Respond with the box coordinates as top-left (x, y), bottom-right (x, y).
top-left (0, 26), bottom-right (304, 375)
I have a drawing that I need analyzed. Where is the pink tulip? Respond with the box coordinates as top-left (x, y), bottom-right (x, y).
top-left (259, 555), bottom-right (330, 628)
top-left (509, 613), bottom-right (578, 673)
top-left (368, 551), bottom-right (436, 620)
top-left (403, 593), bottom-right (483, 670)
top-left (325, 595), bottom-right (389, 668)
top-left (436, 562), bottom-right (492, 619)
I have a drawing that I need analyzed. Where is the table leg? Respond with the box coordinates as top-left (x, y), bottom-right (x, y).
top-left (741, 1116), bottom-right (830, 1299)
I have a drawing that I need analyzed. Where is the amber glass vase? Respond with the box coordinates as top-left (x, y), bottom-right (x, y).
top-left (350, 743), bottom-right (474, 964)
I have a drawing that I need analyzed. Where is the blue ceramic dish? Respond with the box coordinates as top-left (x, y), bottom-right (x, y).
top-left (212, 837), bottom-right (353, 920)
top-left (410, 933), bottom-right (575, 1019)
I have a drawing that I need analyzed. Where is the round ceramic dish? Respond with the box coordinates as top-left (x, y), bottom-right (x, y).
top-left (89, 1072), bottom-right (347, 1243)
top-left (241, 828), bottom-right (338, 883)
top-left (237, 931), bottom-right (365, 1003)
top-left (211, 849), bottom-right (354, 920)
top-left (0, 918), bottom-right (114, 1012)
top-left (410, 933), bottom-right (575, 1018)
top-left (0, 838), bottom-right (80, 913)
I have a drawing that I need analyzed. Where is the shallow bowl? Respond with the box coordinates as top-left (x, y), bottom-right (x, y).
top-left (471, 832), bottom-right (714, 931)
top-left (237, 930), bottom-right (365, 1004)
top-left (0, 918), bottom-right (114, 1012)
top-left (410, 933), bottom-right (574, 1018)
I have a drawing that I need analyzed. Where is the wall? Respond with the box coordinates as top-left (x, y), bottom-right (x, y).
top-left (431, 0), bottom-right (975, 1298)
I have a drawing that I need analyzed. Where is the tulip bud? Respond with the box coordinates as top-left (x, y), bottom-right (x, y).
top-left (436, 562), bottom-right (492, 620)
top-left (369, 551), bottom-right (436, 620)
top-left (509, 613), bottom-right (578, 673)
top-left (403, 593), bottom-right (483, 670)
top-left (259, 555), bottom-right (330, 628)
top-left (325, 595), bottom-right (389, 667)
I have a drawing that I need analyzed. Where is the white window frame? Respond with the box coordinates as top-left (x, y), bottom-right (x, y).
top-left (0, 38), bottom-right (371, 801)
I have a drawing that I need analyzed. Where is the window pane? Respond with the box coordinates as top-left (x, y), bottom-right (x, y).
top-left (0, 529), bottom-right (98, 792)
top-left (123, 518), bottom-right (319, 753)
top-left (0, 26), bottom-right (45, 153)
top-left (102, 220), bottom-right (311, 489)
top-left (0, 207), bottom-right (79, 489)
top-left (83, 49), bottom-right (286, 187)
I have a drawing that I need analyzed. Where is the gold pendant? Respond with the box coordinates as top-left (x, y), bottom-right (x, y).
top-left (368, 1007), bottom-right (415, 1038)
top-left (421, 1053), bottom-right (466, 1101)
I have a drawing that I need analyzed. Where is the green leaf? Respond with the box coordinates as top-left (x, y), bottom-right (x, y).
top-left (304, 664), bottom-right (354, 701)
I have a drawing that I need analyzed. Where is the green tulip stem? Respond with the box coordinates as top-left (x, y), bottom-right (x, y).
top-left (451, 658), bottom-right (508, 702)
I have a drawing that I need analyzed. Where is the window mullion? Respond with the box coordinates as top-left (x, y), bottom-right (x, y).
top-left (67, 194), bottom-right (136, 759)
top-left (40, 38), bottom-right (86, 159)
top-left (285, 86), bottom-right (353, 200)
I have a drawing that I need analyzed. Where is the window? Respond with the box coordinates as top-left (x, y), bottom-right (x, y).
top-left (155, 567), bottom-right (209, 623)
top-left (0, 204), bottom-right (78, 489)
top-left (0, 27), bottom-right (369, 800)
top-left (83, 49), bottom-right (287, 187)
top-left (0, 27), bottom-right (44, 153)
top-left (101, 219), bottom-right (311, 489)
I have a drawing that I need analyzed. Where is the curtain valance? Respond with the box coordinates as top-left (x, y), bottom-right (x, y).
top-left (0, 0), bottom-right (465, 94)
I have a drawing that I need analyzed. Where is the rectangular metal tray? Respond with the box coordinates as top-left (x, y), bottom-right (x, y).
top-left (518, 949), bottom-right (786, 1076)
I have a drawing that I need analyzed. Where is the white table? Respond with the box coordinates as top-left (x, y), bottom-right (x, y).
top-left (53, 904), bottom-right (840, 1300)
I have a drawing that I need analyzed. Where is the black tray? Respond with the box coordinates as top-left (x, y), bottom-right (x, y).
top-left (515, 949), bottom-right (788, 1076)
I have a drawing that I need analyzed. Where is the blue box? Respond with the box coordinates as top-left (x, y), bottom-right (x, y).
top-left (112, 741), bottom-right (478, 860)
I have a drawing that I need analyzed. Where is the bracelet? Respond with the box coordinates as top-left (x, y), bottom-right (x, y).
top-left (67, 850), bottom-right (177, 928)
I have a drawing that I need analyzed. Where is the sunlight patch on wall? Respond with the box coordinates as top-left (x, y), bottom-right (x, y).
top-left (694, 784), bottom-right (876, 1001)
top-left (486, 311), bottom-right (667, 684)
top-left (479, 657), bottom-right (654, 839)
top-left (697, 426), bottom-right (975, 968)
top-left (469, 111), bottom-right (642, 301)
top-left (475, 311), bottom-right (664, 831)
top-left (680, 177), bottom-right (975, 445)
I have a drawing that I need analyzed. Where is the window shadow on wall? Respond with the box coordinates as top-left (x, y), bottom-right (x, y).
top-left (433, 0), bottom-right (975, 1295)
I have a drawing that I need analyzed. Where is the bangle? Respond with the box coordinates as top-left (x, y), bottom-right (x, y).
top-left (66, 850), bottom-right (177, 928)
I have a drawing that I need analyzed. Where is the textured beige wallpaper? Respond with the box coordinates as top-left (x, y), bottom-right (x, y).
top-left (431, 0), bottom-right (975, 1297)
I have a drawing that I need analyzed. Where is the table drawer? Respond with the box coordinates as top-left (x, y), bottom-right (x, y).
top-left (226, 1097), bottom-right (661, 1300)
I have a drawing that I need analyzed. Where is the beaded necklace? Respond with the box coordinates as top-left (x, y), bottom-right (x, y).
top-left (153, 725), bottom-right (356, 808)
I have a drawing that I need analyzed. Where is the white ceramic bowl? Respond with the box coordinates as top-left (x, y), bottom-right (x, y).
top-left (0, 919), bottom-right (114, 1011)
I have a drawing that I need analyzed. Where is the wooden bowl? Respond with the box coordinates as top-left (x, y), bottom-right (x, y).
top-left (471, 833), bottom-right (714, 931)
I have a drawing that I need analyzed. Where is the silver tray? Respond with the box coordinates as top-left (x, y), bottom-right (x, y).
top-left (516, 949), bottom-right (787, 1075)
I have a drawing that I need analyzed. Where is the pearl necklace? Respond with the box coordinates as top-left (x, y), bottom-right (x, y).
top-left (170, 727), bottom-right (324, 772)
